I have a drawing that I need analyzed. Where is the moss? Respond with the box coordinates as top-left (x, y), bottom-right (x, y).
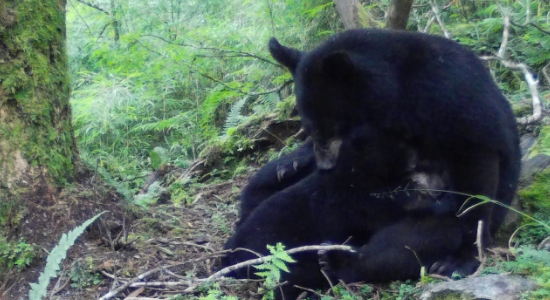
top-left (0, 196), bottom-right (24, 232)
top-left (529, 126), bottom-right (550, 158)
top-left (0, 0), bottom-right (77, 186)
top-left (518, 168), bottom-right (550, 215)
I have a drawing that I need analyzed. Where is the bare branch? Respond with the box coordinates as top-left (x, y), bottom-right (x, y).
top-left (429, 0), bottom-right (451, 38)
top-left (481, 56), bottom-right (542, 125)
top-left (207, 244), bottom-right (355, 281)
top-left (68, 0), bottom-right (93, 36)
top-left (510, 19), bottom-right (550, 36)
top-left (497, 14), bottom-right (510, 58)
top-left (75, 0), bottom-right (109, 15)
top-left (142, 34), bottom-right (278, 66)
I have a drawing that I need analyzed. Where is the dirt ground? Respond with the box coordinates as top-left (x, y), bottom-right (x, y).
top-left (1, 167), bottom-right (264, 300)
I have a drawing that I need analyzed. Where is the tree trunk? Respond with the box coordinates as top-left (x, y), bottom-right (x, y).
top-left (386, 0), bottom-right (414, 30)
top-left (335, 0), bottom-right (362, 29)
top-left (0, 0), bottom-right (78, 195)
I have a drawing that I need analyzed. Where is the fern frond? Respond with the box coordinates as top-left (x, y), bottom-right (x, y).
top-left (29, 212), bottom-right (107, 300)
top-left (222, 97), bottom-right (248, 134)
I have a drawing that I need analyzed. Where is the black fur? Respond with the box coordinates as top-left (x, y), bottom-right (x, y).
top-left (237, 140), bottom-right (315, 226)
top-left (269, 29), bottom-right (520, 265)
top-left (223, 125), bottom-right (461, 299)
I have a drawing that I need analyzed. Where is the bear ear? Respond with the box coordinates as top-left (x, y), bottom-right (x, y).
top-left (268, 38), bottom-right (302, 73)
top-left (321, 52), bottom-right (356, 79)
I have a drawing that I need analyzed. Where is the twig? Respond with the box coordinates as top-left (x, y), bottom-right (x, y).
top-left (98, 263), bottom-right (187, 300)
top-left (68, 0), bottom-right (93, 36)
top-left (141, 35), bottom-right (279, 66)
top-left (75, 0), bottom-right (109, 14)
top-left (468, 220), bottom-right (486, 278)
top-left (508, 224), bottom-right (531, 250)
top-left (428, 273), bottom-right (452, 281)
top-left (293, 285), bottom-right (324, 297)
top-left (320, 269), bottom-right (334, 294)
top-left (510, 20), bottom-right (550, 35)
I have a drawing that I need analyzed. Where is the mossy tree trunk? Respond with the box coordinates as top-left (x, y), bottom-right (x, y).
top-left (0, 0), bottom-right (77, 198)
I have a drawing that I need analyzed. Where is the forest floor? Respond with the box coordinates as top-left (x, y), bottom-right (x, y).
top-left (2, 167), bottom-right (261, 300)
top-left (2, 118), bottom-right (315, 300)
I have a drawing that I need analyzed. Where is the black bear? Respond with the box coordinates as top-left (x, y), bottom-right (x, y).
top-left (239, 138), bottom-right (455, 227)
top-left (237, 139), bottom-right (315, 226)
top-left (223, 124), bottom-right (462, 299)
top-left (268, 29), bottom-right (521, 268)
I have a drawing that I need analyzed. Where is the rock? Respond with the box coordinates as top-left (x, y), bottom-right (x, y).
top-left (519, 154), bottom-right (550, 188)
top-left (420, 275), bottom-right (537, 300)
top-left (520, 134), bottom-right (537, 159)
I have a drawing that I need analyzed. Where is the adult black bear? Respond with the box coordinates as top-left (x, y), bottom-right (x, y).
top-left (269, 29), bottom-right (521, 267)
top-left (223, 124), bottom-right (462, 299)
top-left (237, 139), bottom-right (315, 226)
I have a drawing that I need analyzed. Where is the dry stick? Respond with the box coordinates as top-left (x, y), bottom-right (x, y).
top-left (98, 245), bottom-right (353, 299)
top-left (468, 220), bottom-right (486, 278)
top-left (508, 224), bottom-right (531, 250)
top-left (320, 269), bottom-right (335, 294)
top-left (483, 11), bottom-right (542, 125)
top-left (294, 285), bottom-right (324, 298)
top-left (98, 263), bottom-right (187, 300)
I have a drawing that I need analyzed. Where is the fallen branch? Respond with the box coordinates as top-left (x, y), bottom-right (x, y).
top-left (207, 244), bottom-right (354, 281)
top-left (481, 56), bottom-right (541, 125)
top-left (480, 13), bottom-right (542, 125)
top-left (98, 244), bottom-right (354, 300)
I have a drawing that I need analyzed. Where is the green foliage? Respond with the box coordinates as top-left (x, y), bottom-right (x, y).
top-left (69, 258), bottom-right (103, 289)
top-left (134, 182), bottom-right (163, 207)
top-left (29, 212), bottom-right (106, 300)
top-left (519, 168), bottom-right (550, 215)
top-left (150, 147), bottom-right (169, 170)
top-left (254, 243), bottom-right (296, 300)
top-left (493, 246), bottom-right (550, 299)
top-left (67, 0), bottom-right (337, 192)
top-left (0, 237), bottom-right (36, 272)
top-left (197, 284), bottom-right (238, 300)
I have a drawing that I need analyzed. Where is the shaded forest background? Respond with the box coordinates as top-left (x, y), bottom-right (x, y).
top-left (2, 0), bottom-right (550, 299)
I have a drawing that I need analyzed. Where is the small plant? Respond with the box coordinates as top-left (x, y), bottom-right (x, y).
top-left (69, 259), bottom-right (103, 289)
top-left (29, 212), bottom-right (106, 300)
top-left (0, 237), bottom-right (36, 272)
top-left (254, 243), bottom-right (297, 300)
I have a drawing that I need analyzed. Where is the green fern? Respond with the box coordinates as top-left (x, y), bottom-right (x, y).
top-left (29, 212), bottom-right (107, 300)
top-left (222, 97), bottom-right (248, 134)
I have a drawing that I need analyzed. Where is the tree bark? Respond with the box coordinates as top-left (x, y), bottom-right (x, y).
top-left (386, 0), bottom-right (414, 30)
top-left (0, 0), bottom-right (77, 193)
top-left (335, 0), bottom-right (363, 29)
